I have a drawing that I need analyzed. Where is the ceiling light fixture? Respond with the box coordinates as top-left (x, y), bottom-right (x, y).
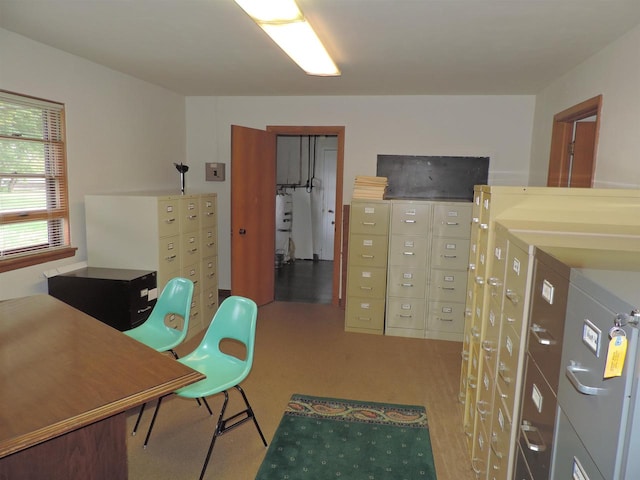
top-left (234, 0), bottom-right (340, 77)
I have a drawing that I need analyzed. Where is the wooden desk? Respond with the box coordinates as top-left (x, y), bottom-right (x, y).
top-left (0, 295), bottom-right (204, 479)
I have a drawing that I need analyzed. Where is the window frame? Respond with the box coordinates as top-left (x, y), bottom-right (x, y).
top-left (0, 90), bottom-right (76, 273)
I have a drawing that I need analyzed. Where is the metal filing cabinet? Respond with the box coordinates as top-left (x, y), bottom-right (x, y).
top-left (48, 267), bottom-right (157, 331)
top-left (385, 200), bottom-right (431, 337)
top-left (459, 186), bottom-right (640, 478)
top-left (345, 200), bottom-right (390, 334)
top-left (385, 199), bottom-right (472, 340)
top-left (85, 191), bottom-right (218, 340)
top-left (553, 255), bottom-right (640, 480)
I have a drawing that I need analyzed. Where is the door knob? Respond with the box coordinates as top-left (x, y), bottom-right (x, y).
top-left (239, 229), bottom-right (246, 235)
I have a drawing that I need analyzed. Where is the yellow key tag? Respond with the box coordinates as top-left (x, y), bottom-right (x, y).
top-left (604, 331), bottom-right (627, 378)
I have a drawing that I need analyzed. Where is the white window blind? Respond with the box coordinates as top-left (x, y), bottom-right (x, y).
top-left (0, 90), bottom-right (71, 269)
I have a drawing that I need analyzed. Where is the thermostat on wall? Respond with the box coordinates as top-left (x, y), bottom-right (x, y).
top-left (206, 162), bottom-right (225, 181)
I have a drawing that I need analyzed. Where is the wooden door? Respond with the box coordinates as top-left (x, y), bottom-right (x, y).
top-left (570, 121), bottom-right (597, 187)
top-left (230, 125), bottom-right (276, 306)
top-left (547, 95), bottom-right (601, 187)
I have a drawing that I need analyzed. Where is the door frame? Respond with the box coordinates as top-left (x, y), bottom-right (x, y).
top-left (547, 95), bottom-right (602, 187)
top-left (267, 125), bottom-right (345, 307)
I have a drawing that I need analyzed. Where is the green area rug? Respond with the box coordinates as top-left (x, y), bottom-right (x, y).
top-left (255, 394), bottom-right (437, 480)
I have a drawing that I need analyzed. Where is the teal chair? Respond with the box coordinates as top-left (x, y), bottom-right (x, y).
top-left (142, 295), bottom-right (267, 480)
top-left (124, 277), bottom-right (198, 435)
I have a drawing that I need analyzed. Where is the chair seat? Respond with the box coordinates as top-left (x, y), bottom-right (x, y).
top-left (176, 352), bottom-right (248, 398)
top-left (124, 323), bottom-right (184, 352)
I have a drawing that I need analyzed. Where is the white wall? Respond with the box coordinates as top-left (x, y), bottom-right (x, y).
top-left (0, 29), bottom-right (186, 299)
top-left (529, 24), bottom-right (640, 187)
top-left (185, 95), bottom-right (536, 289)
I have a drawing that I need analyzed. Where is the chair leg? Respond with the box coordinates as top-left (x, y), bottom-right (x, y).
top-left (143, 395), bottom-right (166, 448)
top-left (197, 387), bottom-right (267, 480)
top-left (235, 385), bottom-right (268, 447)
top-left (169, 349), bottom-right (202, 409)
top-left (131, 402), bottom-right (146, 435)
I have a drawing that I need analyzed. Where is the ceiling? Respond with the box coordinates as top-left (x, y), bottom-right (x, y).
top-left (2, 0), bottom-right (640, 96)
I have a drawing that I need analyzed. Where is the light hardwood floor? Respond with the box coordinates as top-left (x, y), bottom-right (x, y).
top-left (127, 301), bottom-right (475, 480)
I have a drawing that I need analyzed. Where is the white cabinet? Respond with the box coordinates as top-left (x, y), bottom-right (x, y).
top-left (85, 191), bottom-right (218, 340)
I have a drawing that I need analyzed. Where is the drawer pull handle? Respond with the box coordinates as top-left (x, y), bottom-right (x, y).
top-left (488, 277), bottom-right (502, 287)
top-left (207, 273), bottom-right (215, 278)
top-left (359, 286), bottom-right (373, 290)
top-left (401, 283), bottom-right (414, 287)
top-left (498, 362), bottom-right (511, 384)
top-left (475, 276), bottom-right (485, 285)
top-left (357, 317), bottom-right (372, 322)
top-left (461, 350), bottom-right (470, 361)
top-left (207, 242), bottom-right (215, 247)
top-left (469, 263), bottom-right (476, 271)
top-left (402, 251), bottom-right (415, 256)
top-left (188, 248), bottom-right (198, 253)
top-left (506, 316), bottom-right (516, 324)
top-left (530, 323), bottom-right (557, 346)
top-left (458, 392), bottom-right (466, 403)
top-left (188, 215), bottom-right (198, 220)
top-left (505, 289), bottom-right (520, 304)
top-left (443, 254), bottom-right (457, 259)
top-left (137, 306), bottom-right (152, 314)
top-left (399, 314), bottom-right (412, 318)
top-left (165, 218), bottom-right (176, 224)
top-left (490, 433), bottom-right (504, 459)
top-left (520, 422), bottom-right (547, 452)
top-left (482, 340), bottom-right (496, 352)
top-left (361, 254), bottom-right (374, 259)
top-left (446, 221), bottom-right (459, 226)
top-left (476, 400), bottom-right (489, 418)
top-left (480, 223), bottom-right (489, 230)
top-left (467, 375), bottom-right (477, 389)
top-left (438, 317), bottom-right (453, 322)
top-left (471, 458), bottom-right (485, 476)
top-left (403, 219), bottom-right (416, 223)
top-left (472, 217), bottom-right (479, 223)
top-left (362, 222), bottom-right (376, 226)
top-left (566, 363), bottom-right (607, 395)
top-left (442, 287), bottom-right (455, 291)
top-left (471, 326), bottom-right (480, 338)
top-left (166, 254), bottom-right (177, 261)
top-left (206, 212), bottom-right (214, 216)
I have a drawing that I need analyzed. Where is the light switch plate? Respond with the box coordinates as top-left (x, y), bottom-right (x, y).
top-left (206, 162), bottom-right (225, 181)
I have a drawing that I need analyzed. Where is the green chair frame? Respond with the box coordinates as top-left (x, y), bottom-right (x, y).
top-left (143, 295), bottom-right (267, 480)
top-left (124, 277), bottom-right (198, 435)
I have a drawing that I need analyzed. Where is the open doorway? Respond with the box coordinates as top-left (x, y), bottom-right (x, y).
top-left (547, 95), bottom-right (602, 187)
top-left (274, 134), bottom-right (337, 303)
top-left (267, 126), bottom-right (345, 306)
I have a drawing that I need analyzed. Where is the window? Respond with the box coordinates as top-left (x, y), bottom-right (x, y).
top-left (0, 90), bottom-right (75, 272)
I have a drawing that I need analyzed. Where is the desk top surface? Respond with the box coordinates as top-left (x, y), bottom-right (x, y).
top-left (0, 295), bottom-right (203, 458)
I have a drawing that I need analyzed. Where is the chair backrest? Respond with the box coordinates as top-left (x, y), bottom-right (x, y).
top-left (147, 277), bottom-right (194, 335)
top-left (201, 295), bottom-right (258, 370)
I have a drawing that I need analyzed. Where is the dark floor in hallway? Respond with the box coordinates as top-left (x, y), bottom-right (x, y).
top-left (274, 259), bottom-right (333, 303)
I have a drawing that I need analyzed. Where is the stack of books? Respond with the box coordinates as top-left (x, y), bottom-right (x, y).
top-left (352, 175), bottom-right (388, 200)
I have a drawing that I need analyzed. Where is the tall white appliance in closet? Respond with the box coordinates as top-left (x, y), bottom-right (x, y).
top-left (552, 266), bottom-right (640, 480)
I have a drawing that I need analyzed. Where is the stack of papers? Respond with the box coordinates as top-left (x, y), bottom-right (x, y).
top-left (353, 175), bottom-right (388, 199)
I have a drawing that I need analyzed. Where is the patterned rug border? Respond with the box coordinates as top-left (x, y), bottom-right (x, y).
top-left (285, 393), bottom-right (429, 429)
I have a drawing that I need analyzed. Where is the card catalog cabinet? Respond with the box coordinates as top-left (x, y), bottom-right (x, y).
top-left (85, 191), bottom-right (218, 340)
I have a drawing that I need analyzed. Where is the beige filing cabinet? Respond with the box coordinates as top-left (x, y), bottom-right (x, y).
top-left (345, 200), bottom-right (390, 334)
top-left (85, 191), bottom-right (218, 340)
top-left (385, 199), bottom-right (472, 340)
top-left (459, 185), bottom-right (640, 480)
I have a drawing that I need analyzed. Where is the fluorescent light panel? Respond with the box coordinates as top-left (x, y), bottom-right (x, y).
top-left (234, 0), bottom-right (340, 76)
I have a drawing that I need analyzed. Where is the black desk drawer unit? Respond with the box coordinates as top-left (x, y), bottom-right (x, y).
top-left (48, 267), bottom-right (157, 331)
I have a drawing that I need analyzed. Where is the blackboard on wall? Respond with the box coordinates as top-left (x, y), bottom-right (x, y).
top-left (376, 155), bottom-right (489, 201)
